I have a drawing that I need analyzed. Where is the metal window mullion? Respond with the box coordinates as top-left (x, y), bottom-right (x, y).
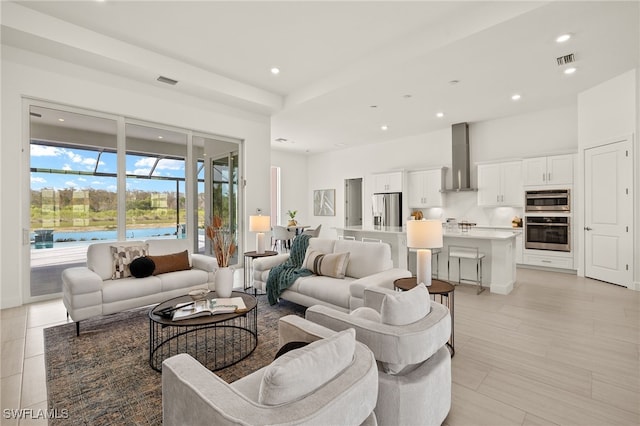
top-left (116, 117), bottom-right (126, 241)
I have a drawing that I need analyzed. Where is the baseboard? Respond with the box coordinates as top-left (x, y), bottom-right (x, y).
top-left (629, 281), bottom-right (640, 291)
top-left (517, 264), bottom-right (577, 275)
top-left (0, 296), bottom-right (23, 310)
top-left (490, 280), bottom-right (514, 295)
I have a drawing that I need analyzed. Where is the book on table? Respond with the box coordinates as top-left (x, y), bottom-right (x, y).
top-left (172, 297), bottom-right (248, 321)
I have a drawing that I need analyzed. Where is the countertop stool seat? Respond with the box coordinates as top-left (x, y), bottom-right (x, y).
top-left (447, 245), bottom-right (485, 294)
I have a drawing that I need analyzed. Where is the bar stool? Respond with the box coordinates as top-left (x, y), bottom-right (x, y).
top-left (447, 245), bottom-right (485, 294)
top-left (338, 235), bottom-right (356, 240)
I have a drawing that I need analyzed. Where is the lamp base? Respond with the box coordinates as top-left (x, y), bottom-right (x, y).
top-left (256, 233), bottom-right (265, 254)
top-left (416, 249), bottom-right (432, 287)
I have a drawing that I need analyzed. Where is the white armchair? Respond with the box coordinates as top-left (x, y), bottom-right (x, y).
top-left (306, 285), bottom-right (452, 426)
top-left (162, 315), bottom-right (379, 426)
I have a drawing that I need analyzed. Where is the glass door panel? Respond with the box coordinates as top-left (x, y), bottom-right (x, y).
top-left (125, 123), bottom-right (187, 241)
top-left (29, 105), bottom-right (117, 297)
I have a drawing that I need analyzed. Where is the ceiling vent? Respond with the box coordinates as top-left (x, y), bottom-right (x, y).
top-left (556, 53), bottom-right (575, 66)
top-left (157, 76), bottom-right (178, 85)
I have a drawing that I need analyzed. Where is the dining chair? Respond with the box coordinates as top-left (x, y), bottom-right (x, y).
top-left (272, 226), bottom-right (295, 252)
top-left (302, 224), bottom-right (322, 237)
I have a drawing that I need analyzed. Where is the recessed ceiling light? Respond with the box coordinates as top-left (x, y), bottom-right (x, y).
top-left (403, 94), bottom-right (412, 98)
top-left (449, 80), bottom-right (460, 85)
top-left (270, 67), bottom-right (280, 75)
top-left (511, 94), bottom-right (521, 101)
top-left (58, 118), bottom-right (65, 122)
top-left (556, 34), bottom-right (571, 43)
top-left (564, 67), bottom-right (577, 75)
top-left (436, 112), bottom-right (444, 118)
top-left (381, 125), bottom-right (388, 131)
top-left (158, 136), bottom-right (163, 139)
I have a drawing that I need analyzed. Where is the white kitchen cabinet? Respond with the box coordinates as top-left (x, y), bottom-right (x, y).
top-left (522, 154), bottom-right (574, 186)
top-left (477, 161), bottom-right (523, 207)
top-left (373, 171), bottom-right (403, 193)
top-left (408, 169), bottom-right (444, 208)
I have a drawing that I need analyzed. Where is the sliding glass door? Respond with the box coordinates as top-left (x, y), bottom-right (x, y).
top-left (26, 101), bottom-right (243, 301)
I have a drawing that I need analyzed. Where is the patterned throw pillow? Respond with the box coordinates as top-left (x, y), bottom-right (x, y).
top-left (111, 244), bottom-right (149, 280)
top-left (302, 249), bottom-right (350, 279)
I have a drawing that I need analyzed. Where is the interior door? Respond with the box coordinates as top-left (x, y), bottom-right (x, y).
top-left (584, 139), bottom-right (633, 286)
top-left (345, 178), bottom-right (363, 227)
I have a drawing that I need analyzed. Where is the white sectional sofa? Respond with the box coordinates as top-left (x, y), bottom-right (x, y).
top-left (252, 238), bottom-right (411, 312)
top-left (62, 238), bottom-right (217, 335)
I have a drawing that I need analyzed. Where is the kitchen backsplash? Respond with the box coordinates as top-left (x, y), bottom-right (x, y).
top-left (415, 191), bottom-right (523, 227)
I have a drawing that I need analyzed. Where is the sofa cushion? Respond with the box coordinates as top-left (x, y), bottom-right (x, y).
top-left (146, 238), bottom-right (192, 265)
top-left (294, 275), bottom-right (353, 308)
top-left (333, 239), bottom-right (392, 278)
top-left (148, 250), bottom-right (190, 275)
top-left (102, 276), bottom-right (162, 303)
top-left (307, 238), bottom-right (336, 254)
top-left (110, 244), bottom-right (149, 279)
top-left (350, 307), bottom-right (382, 323)
top-left (258, 328), bottom-right (356, 405)
top-left (129, 257), bottom-right (155, 278)
top-left (158, 269), bottom-right (210, 292)
top-left (302, 250), bottom-right (350, 279)
top-left (381, 283), bottom-right (431, 326)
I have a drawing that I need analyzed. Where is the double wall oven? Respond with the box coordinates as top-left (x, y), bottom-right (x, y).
top-left (524, 189), bottom-right (571, 252)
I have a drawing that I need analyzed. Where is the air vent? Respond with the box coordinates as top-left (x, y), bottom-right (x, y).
top-left (274, 138), bottom-right (288, 143)
top-left (556, 53), bottom-right (575, 66)
top-left (157, 76), bottom-right (178, 85)
top-left (30, 112), bottom-right (42, 118)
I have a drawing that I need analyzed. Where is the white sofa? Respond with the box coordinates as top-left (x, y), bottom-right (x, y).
top-left (252, 238), bottom-right (411, 312)
top-left (62, 238), bottom-right (217, 335)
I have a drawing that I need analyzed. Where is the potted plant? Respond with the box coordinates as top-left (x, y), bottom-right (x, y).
top-left (286, 210), bottom-right (298, 227)
top-left (206, 216), bottom-right (236, 297)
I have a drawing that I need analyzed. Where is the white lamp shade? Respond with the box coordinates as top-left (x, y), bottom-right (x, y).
top-left (249, 215), bottom-right (271, 232)
top-left (406, 219), bottom-right (443, 249)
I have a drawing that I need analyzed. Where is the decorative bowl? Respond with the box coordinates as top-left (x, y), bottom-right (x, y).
top-left (188, 288), bottom-right (210, 301)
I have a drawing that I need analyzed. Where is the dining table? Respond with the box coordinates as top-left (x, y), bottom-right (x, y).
top-left (286, 224), bottom-right (310, 236)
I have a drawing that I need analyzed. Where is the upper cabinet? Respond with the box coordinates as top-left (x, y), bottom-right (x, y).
top-left (522, 154), bottom-right (574, 186)
top-left (408, 168), bottom-right (444, 208)
top-left (477, 161), bottom-right (523, 207)
top-left (373, 171), bottom-right (403, 193)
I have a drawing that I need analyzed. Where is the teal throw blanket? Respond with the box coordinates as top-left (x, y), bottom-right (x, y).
top-left (267, 234), bottom-right (313, 305)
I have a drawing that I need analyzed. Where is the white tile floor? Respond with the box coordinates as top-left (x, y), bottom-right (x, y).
top-left (1, 268), bottom-right (639, 425)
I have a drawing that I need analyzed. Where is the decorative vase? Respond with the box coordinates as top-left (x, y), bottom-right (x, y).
top-left (288, 219), bottom-right (297, 226)
top-left (215, 267), bottom-right (234, 298)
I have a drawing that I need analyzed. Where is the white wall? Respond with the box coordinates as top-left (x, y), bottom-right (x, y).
top-left (577, 69), bottom-right (638, 289)
top-left (300, 105), bottom-right (577, 238)
top-left (1, 46), bottom-right (272, 308)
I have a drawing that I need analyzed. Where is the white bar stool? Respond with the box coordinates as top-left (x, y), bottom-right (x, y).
top-left (447, 245), bottom-right (485, 294)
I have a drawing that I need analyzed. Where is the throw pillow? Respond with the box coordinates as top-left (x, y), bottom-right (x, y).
top-left (129, 256), bottom-right (156, 278)
top-left (258, 328), bottom-right (356, 406)
top-left (147, 250), bottom-right (191, 275)
top-left (110, 244), bottom-right (149, 280)
top-left (380, 283), bottom-right (431, 326)
top-left (273, 341), bottom-right (309, 360)
top-left (350, 307), bottom-right (381, 323)
top-left (302, 249), bottom-right (350, 279)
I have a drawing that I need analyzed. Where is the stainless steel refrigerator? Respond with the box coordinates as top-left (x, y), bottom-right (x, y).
top-left (372, 192), bottom-right (402, 227)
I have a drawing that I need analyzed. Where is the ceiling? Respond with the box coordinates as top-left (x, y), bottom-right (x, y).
top-left (3, 1), bottom-right (639, 154)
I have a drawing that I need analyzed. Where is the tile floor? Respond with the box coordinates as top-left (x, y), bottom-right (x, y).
top-left (1, 268), bottom-right (639, 425)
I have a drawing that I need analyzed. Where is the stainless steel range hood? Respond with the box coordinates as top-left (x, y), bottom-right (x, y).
top-left (441, 122), bottom-right (477, 192)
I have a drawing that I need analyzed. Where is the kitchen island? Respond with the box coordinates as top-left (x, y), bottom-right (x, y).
top-left (335, 226), bottom-right (517, 295)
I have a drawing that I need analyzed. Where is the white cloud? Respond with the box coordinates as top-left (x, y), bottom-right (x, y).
top-left (31, 145), bottom-right (63, 157)
top-left (134, 157), bottom-right (157, 168)
top-left (156, 159), bottom-right (183, 170)
top-left (106, 185), bottom-right (117, 191)
top-left (31, 176), bottom-right (47, 183)
top-left (62, 164), bottom-right (72, 171)
top-left (65, 181), bottom-right (78, 187)
top-left (78, 177), bottom-right (87, 182)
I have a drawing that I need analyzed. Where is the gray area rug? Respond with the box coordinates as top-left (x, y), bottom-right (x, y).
top-left (44, 296), bottom-right (305, 425)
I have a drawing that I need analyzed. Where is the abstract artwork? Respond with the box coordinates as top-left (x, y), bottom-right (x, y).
top-left (313, 189), bottom-right (335, 216)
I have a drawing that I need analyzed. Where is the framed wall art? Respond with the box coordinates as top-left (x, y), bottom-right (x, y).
top-left (313, 189), bottom-right (335, 216)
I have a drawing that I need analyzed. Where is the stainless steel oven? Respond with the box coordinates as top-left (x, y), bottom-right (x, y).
top-left (525, 216), bottom-right (571, 252)
top-left (525, 189), bottom-right (570, 212)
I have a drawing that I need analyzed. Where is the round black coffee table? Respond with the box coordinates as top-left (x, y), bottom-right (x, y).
top-left (148, 291), bottom-right (257, 372)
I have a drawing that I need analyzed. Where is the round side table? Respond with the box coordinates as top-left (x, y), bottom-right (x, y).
top-left (244, 251), bottom-right (278, 295)
top-left (394, 277), bottom-right (455, 357)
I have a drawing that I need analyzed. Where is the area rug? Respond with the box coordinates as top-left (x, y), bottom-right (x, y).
top-left (44, 296), bottom-right (306, 426)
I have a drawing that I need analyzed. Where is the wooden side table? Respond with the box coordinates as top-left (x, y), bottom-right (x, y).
top-left (244, 251), bottom-right (278, 295)
top-left (394, 277), bottom-right (455, 357)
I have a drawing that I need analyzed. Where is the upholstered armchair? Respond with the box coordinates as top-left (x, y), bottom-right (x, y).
top-left (306, 284), bottom-right (452, 426)
top-left (162, 315), bottom-right (379, 426)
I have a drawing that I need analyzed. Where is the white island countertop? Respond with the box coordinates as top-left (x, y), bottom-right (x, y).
top-left (337, 226), bottom-right (516, 240)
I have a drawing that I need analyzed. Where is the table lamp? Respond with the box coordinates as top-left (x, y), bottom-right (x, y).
top-left (249, 215), bottom-right (271, 254)
top-left (406, 219), bottom-right (443, 286)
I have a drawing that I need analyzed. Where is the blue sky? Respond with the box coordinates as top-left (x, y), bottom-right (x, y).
top-left (30, 144), bottom-right (195, 193)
